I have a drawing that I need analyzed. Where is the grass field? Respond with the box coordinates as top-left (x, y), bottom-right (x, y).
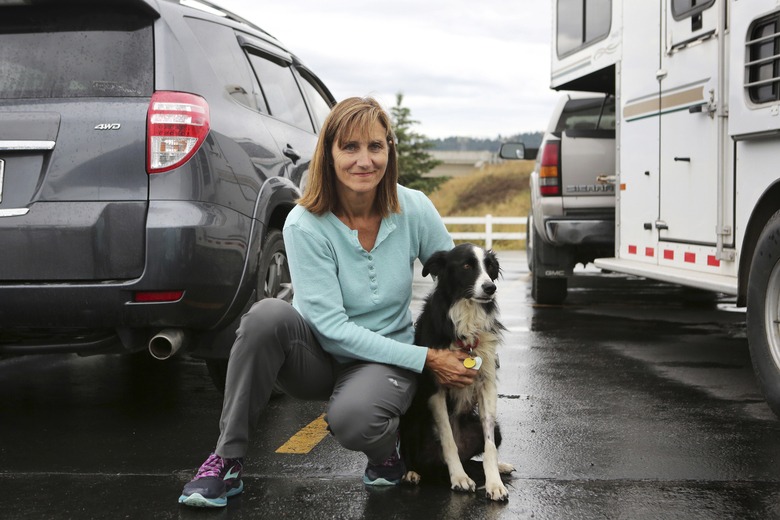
top-left (428, 160), bottom-right (534, 250)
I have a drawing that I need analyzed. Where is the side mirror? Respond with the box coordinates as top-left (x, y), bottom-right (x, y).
top-left (499, 142), bottom-right (525, 160)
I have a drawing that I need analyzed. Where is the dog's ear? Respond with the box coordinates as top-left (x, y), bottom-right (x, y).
top-left (485, 249), bottom-right (501, 280)
top-left (422, 250), bottom-right (448, 278)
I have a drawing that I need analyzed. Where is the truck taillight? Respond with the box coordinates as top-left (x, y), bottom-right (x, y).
top-left (539, 141), bottom-right (560, 196)
top-left (147, 91), bottom-right (210, 174)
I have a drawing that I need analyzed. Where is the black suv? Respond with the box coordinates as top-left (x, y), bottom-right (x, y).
top-left (0, 0), bottom-right (334, 386)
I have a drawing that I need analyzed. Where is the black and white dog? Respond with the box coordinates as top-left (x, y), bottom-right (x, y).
top-left (400, 243), bottom-right (514, 501)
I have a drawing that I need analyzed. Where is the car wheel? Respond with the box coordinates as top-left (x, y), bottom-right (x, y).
top-left (530, 224), bottom-right (567, 304)
top-left (747, 210), bottom-right (780, 418)
top-left (206, 229), bottom-right (291, 392)
top-left (256, 229), bottom-right (293, 303)
top-left (531, 271), bottom-right (567, 305)
top-left (526, 212), bottom-right (534, 272)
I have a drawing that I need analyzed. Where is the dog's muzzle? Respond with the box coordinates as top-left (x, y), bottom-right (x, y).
top-left (472, 281), bottom-right (497, 302)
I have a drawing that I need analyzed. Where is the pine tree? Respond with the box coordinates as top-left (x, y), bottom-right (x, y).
top-left (390, 93), bottom-right (446, 193)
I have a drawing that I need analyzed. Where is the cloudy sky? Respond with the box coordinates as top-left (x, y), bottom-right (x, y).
top-left (212, 0), bottom-right (559, 139)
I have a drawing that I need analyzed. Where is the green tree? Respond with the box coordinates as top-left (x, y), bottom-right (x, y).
top-left (390, 93), bottom-right (446, 193)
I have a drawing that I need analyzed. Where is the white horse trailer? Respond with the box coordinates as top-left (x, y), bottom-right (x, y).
top-left (551, 0), bottom-right (780, 415)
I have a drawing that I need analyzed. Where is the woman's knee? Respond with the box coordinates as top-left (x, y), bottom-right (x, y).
top-left (236, 298), bottom-right (296, 341)
top-left (326, 398), bottom-right (383, 452)
top-left (229, 299), bottom-right (298, 363)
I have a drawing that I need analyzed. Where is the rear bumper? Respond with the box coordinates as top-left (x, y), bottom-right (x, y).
top-left (0, 200), bottom-right (257, 352)
top-left (543, 218), bottom-right (614, 246)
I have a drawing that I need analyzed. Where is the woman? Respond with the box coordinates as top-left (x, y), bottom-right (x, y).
top-left (179, 97), bottom-right (477, 508)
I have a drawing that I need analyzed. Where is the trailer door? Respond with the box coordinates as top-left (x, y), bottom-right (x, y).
top-left (618, 0), bottom-right (662, 265)
top-left (658, 0), bottom-right (719, 245)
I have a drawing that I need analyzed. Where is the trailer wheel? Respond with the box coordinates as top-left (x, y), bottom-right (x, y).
top-left (747, 210), bottom-right (780, 417)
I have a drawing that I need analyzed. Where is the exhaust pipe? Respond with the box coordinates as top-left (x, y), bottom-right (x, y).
top-left (148, 328), bottom-right (187, 360)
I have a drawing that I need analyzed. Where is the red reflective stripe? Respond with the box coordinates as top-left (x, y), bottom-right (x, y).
top-left (645, 247), bottom-right (654, 257)
top-left (684, 252), bottom-right (696, 263)
top-left (707, 255), bottom-right (720, 267)
top-left (134, 291), bottom-right (184, 303)
top-left (628, 245), bottom-right (637, 254)
top-left (664, 250), bottom-right (674, 260)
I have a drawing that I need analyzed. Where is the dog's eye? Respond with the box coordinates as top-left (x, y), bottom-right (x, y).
top-left (463, 263), bottom-right (472, 270)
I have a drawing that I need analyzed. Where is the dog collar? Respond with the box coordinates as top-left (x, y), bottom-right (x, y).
top-left (455, 337), bottom-right (479, 353)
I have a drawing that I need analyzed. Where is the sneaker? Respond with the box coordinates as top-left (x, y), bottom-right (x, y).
top-left (178, 452), bottom-right (244, 507)
top-left (363, 436), bottom-right (405, 486)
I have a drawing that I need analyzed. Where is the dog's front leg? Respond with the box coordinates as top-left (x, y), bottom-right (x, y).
top-left (479, 382), bottom-right (510, 501)
top-left (428, 391), bottom-right (475, 492)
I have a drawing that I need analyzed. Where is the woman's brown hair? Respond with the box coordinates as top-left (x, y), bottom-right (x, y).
top-left (297, 96), bottom-right (400, 217)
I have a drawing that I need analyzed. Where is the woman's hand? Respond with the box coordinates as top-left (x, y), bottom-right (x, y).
top-left (424, 348), bottom-right (478, 388)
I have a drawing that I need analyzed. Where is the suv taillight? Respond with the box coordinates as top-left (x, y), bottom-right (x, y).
top-left (147, 91), bottom-right (210, 174)
top-left (539, 141), bottom-right (560, 196)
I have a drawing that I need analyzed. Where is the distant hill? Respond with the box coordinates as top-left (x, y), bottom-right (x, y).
top-left (430, 132), bottom-right (543, 152)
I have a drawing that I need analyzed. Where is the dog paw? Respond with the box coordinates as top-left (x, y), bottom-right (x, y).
top-left (498, 462), bottom-right (515, 474)
top-left (485, 481), bottom-right (509, 502)
top-left (450, 473), bottom-right (476, 493)
top-left (403, 471), bottom-right (421, 485)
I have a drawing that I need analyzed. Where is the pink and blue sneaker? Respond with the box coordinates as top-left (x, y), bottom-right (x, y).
top-left (178, 452), bottom-right (244, 507)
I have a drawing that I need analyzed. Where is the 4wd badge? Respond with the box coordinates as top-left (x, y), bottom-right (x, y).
top-left (94, 123), bottom-right (121, 130)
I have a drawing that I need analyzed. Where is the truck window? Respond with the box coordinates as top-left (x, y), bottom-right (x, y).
top-left (556, 0), bottom-right (611, 58)
top-left (554, 96), bottom-right (615, 134)
top-left (746, 13), bottom-right (780, 104)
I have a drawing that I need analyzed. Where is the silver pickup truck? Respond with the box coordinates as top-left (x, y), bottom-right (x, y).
top-left (502, 92), bottom-right (615, 304)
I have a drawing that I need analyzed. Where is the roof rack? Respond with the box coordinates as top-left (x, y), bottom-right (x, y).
top-left (178, 0), bottom-right (275, 39)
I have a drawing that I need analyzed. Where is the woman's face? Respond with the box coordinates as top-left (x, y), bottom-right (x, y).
top-left (331, 120), bottom-right (389, 199)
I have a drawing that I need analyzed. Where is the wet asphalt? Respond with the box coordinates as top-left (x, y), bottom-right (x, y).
top-left (3, 250), bottom-right (780, 519)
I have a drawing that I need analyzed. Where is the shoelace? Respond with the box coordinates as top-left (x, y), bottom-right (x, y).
top-left (195, 453), bottom-right (225, 479)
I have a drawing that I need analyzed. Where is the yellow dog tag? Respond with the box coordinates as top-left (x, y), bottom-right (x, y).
top-left (463, 356), bottom-right (482, 370)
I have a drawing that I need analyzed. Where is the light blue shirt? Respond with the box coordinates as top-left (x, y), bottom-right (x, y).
top-left (283, 185), bottom-right (454, 373)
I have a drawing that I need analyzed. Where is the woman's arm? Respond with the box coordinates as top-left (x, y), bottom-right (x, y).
top-left (283, 222), bottom-right (429, 372)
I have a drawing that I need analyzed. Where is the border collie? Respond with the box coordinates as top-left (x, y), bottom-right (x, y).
top-left (400, 243), bottom-right (514, 501)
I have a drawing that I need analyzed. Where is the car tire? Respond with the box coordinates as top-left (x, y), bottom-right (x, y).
top-left (255, 229), bottom-right (293, 303)
top-left (747, 210), bottom-right (780, 418)
top-left (526, 212), bottom-right (534, 273)
top-left (206, 229), bottom-right (292, 392)
top-left (530, 225), bottom-right (568, 304)
top-left (531, 271), bottom-right (568, 305)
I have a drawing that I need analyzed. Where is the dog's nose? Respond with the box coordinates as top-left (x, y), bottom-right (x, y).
top-left (482, 281), bottom-right (496, 295)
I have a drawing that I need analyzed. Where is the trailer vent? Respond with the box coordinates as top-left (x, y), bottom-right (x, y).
top-left (746, 13), bottom-right (780, 104)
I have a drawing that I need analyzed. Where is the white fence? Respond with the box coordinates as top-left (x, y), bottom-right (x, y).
top-left (441, 215), bottom-right (527, 250)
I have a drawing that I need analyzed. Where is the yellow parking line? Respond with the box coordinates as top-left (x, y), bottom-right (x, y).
top-left (275, 413), bottom-right (329, 454)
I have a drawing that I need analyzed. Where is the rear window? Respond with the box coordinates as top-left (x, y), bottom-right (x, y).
top-left (555, 96), bottom-right (616, 134)
top-left (0, 7), bottom-right (153, 99)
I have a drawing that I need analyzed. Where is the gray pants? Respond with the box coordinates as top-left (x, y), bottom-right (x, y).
top-left (215, 298), bottom-right (418, 464)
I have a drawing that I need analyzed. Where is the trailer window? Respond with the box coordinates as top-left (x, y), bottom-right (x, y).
top-left (556, 0), bottom-right (611, 58)
top-left (746, 14), bottom-right (780, 104)
top-left (671, 0), bottom-right (715, 21)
